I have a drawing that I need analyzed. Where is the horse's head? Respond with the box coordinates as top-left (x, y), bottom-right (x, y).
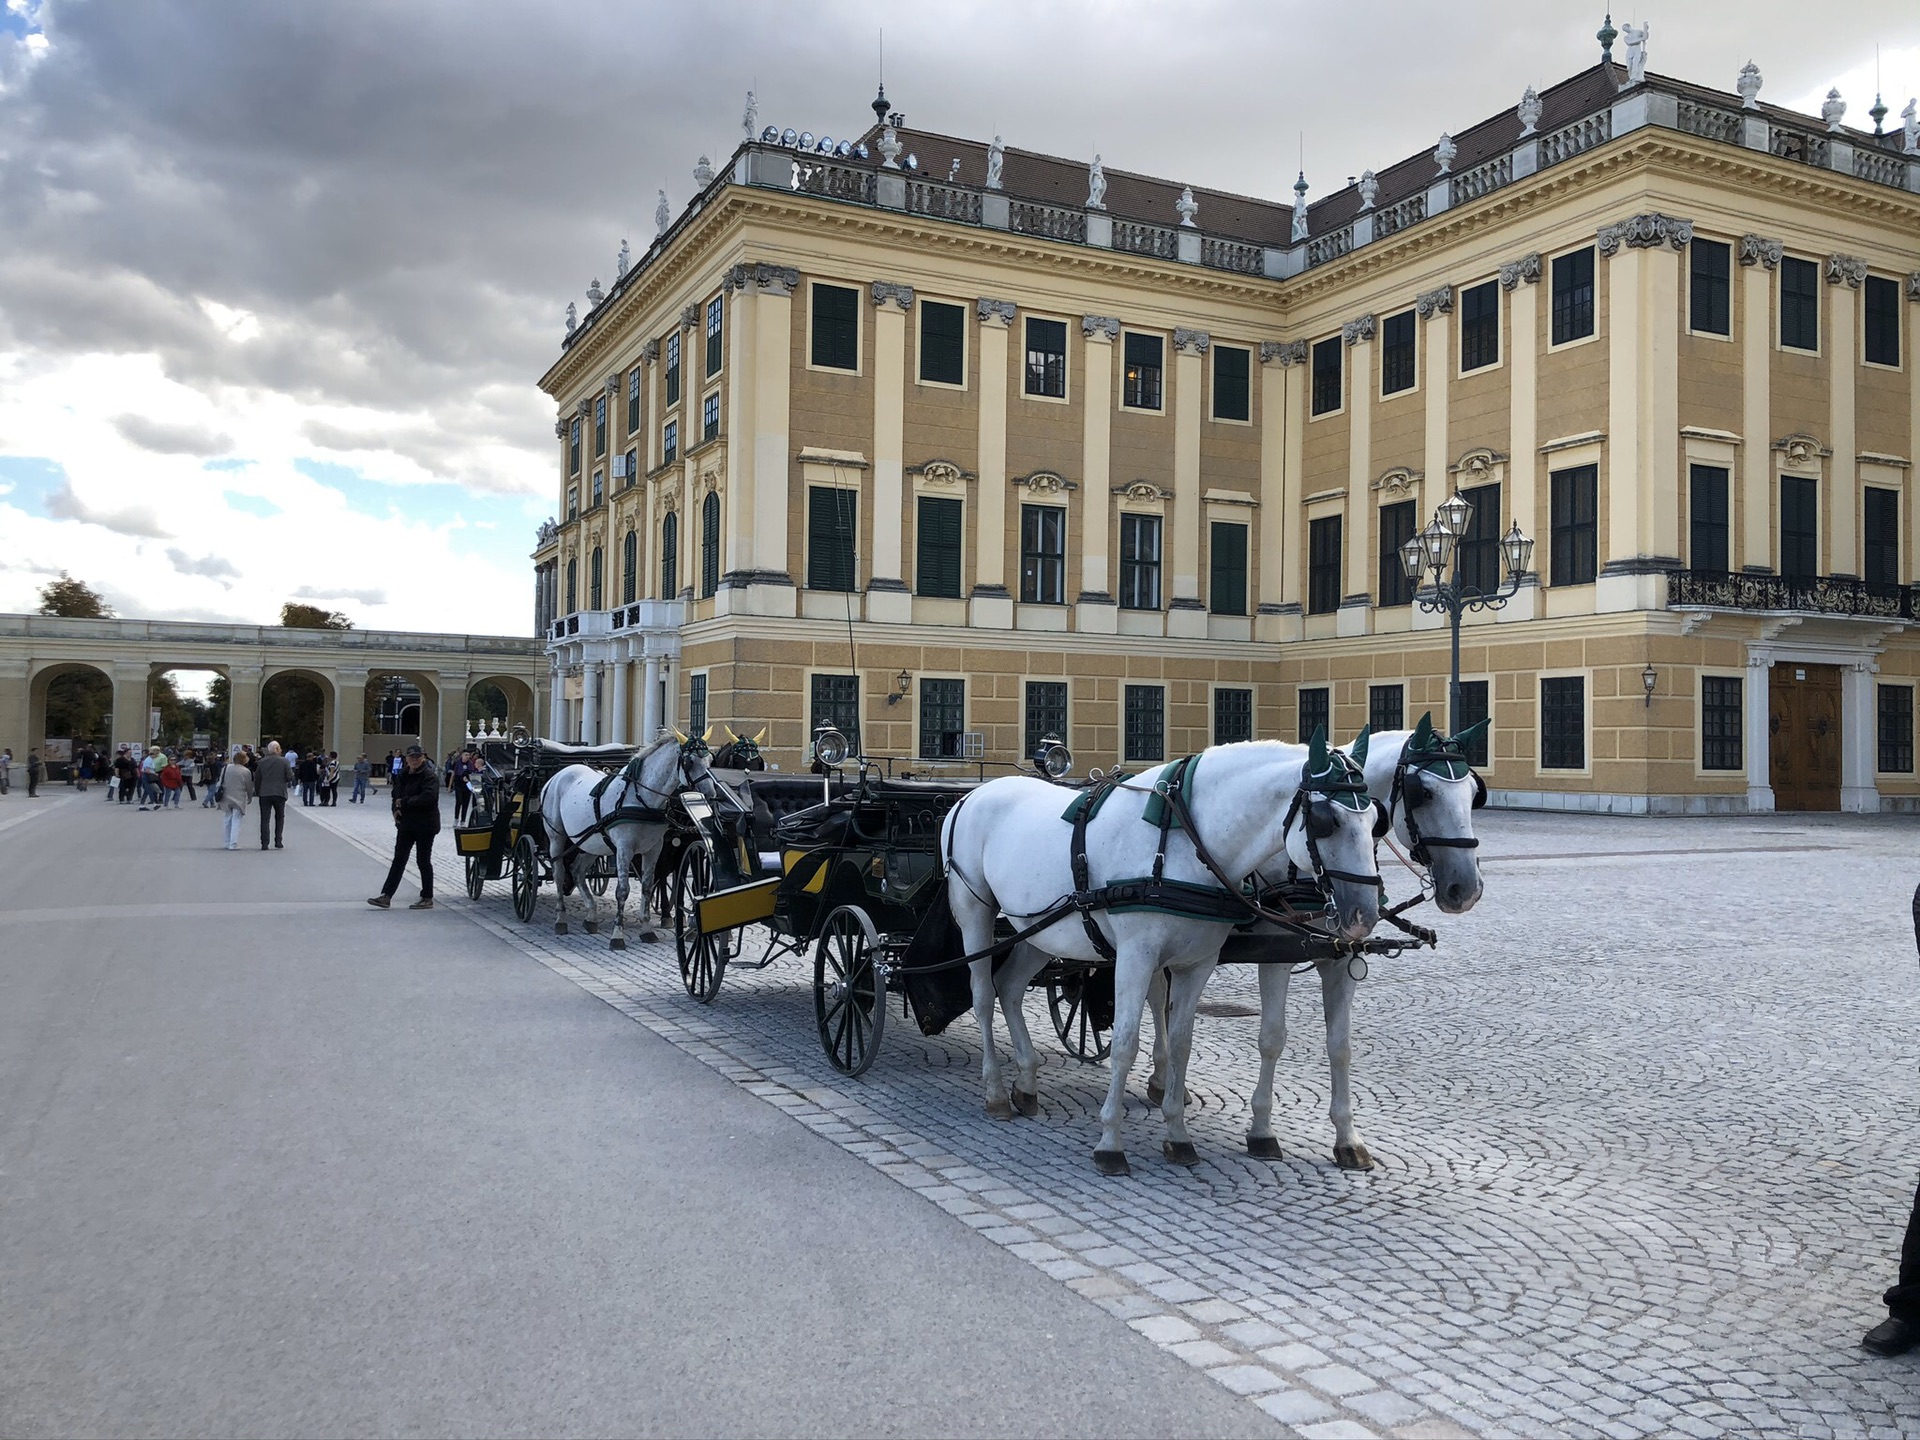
top-left (1394, 713), bottom-right (1486, 914)
top-left (1284, 727), bottom-right (1383, 941)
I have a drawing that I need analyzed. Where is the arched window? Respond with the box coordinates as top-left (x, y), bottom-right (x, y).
top-left (701, 491), bottom-right (721, 598)
top-left (621, 528), bottom-right (638, 605)
top-left (565, 557), bottom-right (578, 614)
top-left (660, 512), bottom-right (679, 599)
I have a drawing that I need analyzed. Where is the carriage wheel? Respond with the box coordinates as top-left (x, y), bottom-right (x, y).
top-left (814, 905), bottom-right (886, 1077)
top-left (1047, 967), bottom-right (1113, 1063)
top-left (674, 846), bottom-right (728, 1003)
top-left (465, 855), bottom-right (486, 902)
top-left (582, 855), bottom-right (611, 898)
top-left (511, 834), bottom-right (540, 924)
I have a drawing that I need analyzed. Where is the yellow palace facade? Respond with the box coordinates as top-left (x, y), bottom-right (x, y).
top-left (536, 41), bottom-right (1920, 814)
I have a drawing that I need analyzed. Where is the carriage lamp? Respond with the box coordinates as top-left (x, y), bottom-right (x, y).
top-left (886, 668), bottom-right (913, 707)
top-left (1032, 734), bottom-right (1073, 779)
top-left (1642, 663), bottom-right (1658, 707)
top-left (1435, 491), bottom-right (1473, 540)
top-left (1501, 520), bottom-right (1535, 580)
top-left (812, 722), bottom-right (850, 767)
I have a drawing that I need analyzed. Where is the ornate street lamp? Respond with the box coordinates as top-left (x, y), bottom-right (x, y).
top-left (1403, 495), bottom-right (1534, 734)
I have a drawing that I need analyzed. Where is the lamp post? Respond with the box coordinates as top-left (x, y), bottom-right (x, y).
top-left (1399, 494), bottom-right (1534, 735)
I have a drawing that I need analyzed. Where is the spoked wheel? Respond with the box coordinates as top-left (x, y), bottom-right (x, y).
top-left (814, 905), bottom-right (886, 1077)
top-left (1047, 966), bottom-right (1113, 1063)
top-left (582, 855), bottom-right (612, 898)
top-left (674, 846), bottom-right (728, 1003)
top-left (511, 834), bottom-right (540, 923)
top-left (465, 855), bottom-right (486, 901)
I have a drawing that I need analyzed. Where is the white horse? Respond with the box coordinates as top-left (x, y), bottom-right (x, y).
top-left (1233, 713), bottom-right (1491, 1170)
top-left (539, 734), bottom-right (716, 949)
top-left (942, 731), bottom-right (1383, 1176)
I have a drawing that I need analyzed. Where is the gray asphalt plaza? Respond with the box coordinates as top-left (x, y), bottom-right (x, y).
top-left (3, 791), bottom-right (1918, 1439)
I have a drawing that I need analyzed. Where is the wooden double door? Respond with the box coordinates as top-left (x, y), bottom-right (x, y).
top-left (1769, 663), bottom-right (1841, 811)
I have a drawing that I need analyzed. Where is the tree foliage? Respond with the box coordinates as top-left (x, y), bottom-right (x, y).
top-left (37, 573), bottom-right (114, 618)
top-left (279, 602), bottom-right (352, 630)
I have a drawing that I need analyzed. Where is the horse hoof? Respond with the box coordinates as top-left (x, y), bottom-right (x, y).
top-left (1246, 1135), bottom-right (1284, 1161)
top-left (1162, 1140), bottom-right (1201, 1167)
top-left (1011, 1089), bottom-right (1040, 1118)
top-left (554, 922), bottom-right (569, 936)
top-left (1093, 1149), bottom-right (1131, 1177)
top-left (583, 920), bottom-right (599, 935)
top-left (609, 936), bottom-right (626, 952)
top-left (986, 1097), bottom-right (1014, 1121)
top-left (1334, 1143), bottom-right (1375, 1171)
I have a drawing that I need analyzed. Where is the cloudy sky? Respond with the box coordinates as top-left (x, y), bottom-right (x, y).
top-left (0, 0), bottom-right (1912, 640)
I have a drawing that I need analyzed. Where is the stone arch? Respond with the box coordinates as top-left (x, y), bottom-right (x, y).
top-left (465, 673), bottom-right (536, 739)
top-left (259, 666), bottom-right (337, 758)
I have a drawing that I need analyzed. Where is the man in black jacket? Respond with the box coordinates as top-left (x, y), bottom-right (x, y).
top-left (368, 745), bottom-right (440, 910)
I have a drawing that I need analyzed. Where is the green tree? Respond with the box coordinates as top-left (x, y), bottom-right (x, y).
top-left (37, 573), bottom-right (114, 618)
top-left (279, 602), bottom-right (352, 630)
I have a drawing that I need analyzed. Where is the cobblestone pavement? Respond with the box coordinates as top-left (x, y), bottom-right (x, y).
top-left (312, 799), bottom-right (1920, 1439)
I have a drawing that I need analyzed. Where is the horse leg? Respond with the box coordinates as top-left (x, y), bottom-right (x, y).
top-left (996, 944), bottom-right (1049, 1117)
top-left (1319, 958), bottom-right (1372, 1170)
top-left (1157, 964), bottom-right (1209, 1166)
top-left (1094, 957), bottom-right (1151, 1176)
top-left (1246, 961), bottom-right (1293, 1159)
top-left (970, 956), bottom-right (1012, 1120)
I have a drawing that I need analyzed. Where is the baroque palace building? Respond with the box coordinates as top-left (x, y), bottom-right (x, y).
top-left (535, 30), bottom-right (1920, 814)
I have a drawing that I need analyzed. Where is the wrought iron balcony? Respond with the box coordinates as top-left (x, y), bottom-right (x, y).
top-left (1666, 568), bottom-right (1915, 619)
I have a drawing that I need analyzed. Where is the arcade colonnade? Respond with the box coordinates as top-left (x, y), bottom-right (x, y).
top-left (0, 614), bottom-right (548, 772)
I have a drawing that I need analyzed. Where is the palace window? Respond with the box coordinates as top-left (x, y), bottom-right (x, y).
top-left (920, 300), bottom-right (966, 386)
top-left (1212, 344), bottom-right (1250, 421)
top-left (1865, 275), bottom-right (1901, 368)
top-left (1024, 317), bottom-right (1067, 398)
top-left (1540, 677), bottom-right (1586, 770)
top-left (659, 512), bottom-right (678, 598)
top-left (1123, 684), bottom-right (1164, 763)
top-left (1460, 280), bottom-right (1500, 371)
top-left (688, 674), bottom-right (707, 736)
top-left (594, 395), bottom-right (607, 456)
top-left (588, 546), bottom-right (603, 610)
top-left (1297, 686), bottom-right (1330, 743)
top-left (810, 673), bottom-right (860, 756)
top-left (621, 528), bottom-right (637, 605)
top-left (1020, 504), bottom-right (1065, 604)
top-left (662, 419), bottom-right (678, 465)
top-left (1879, 685), bottom-right (1914, 774)
top-left (665, 331), bottom-right (682, 403)
top-left (1551, 247), bottom-right (1595, 344)
top-left (1380, 309), bottom-right (1416, 395)
top-left (1119, 513), bottom-right (1161, 610)
top-left (569, 418), bottom-right (581, 475)
top-left (1214, 687), bottom-right (1253, 745)
top-left (1307, 514), bottom-right (1342, 614)
top-left (1701, 676), bottom-right (1742, 771)
top-left (1455, 680), bottom-right (1490, 766)
top-left (1209, 521), bottom-right (1247, 616)
top-left (1025, 682), bottom-right (1068, 758)
top-left (1310, 336), bottom-right (1342, 415)
top-left (705, 295), bottom-right (723, 376)
top-left (916, 494), bottom-right (963, 598)
top-left (1369, 683), bottom-right (1404, 734)
top-left (1122, 332), bottom-right (1163, 410)
top-left (702, 391), bottom-right (720, 442)
top-left (1690, 239), bottom-right (1731, 335)
top-left (627, 367), bottom-right (642, 432)
top-left (1780, 475), bottom-right (1818, 580)
top-left (1549, 465), bottom-right (1598, 587)
top-left (1690, 465), bottom-right (1729, 572)
top-left (700, 491), bottom-right (721, 598)
top-left (807, 486), bottom-right (857, 591)
top-left (1865, 487), bottom-right (1900, 587)
top-left (918, 678), bottom-right (965, 759)
top-left (1378, 499), bottom-right (1416, 607)
top-left (1780, 257), bottom-right (1818, 352)
top-left (811, 283), bottom-right (859, 370)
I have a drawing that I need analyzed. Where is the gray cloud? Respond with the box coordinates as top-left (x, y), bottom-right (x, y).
top-left (44, 478), bottom-right (171, 538)
top-left (0, 1), bottom-right (1904, 509)
top-left (116, 413), bottom-right (234, 456)
top-left (293, 584), bottom-right (387, 605)
top-left (164, 547), bottom-right (239, 579)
